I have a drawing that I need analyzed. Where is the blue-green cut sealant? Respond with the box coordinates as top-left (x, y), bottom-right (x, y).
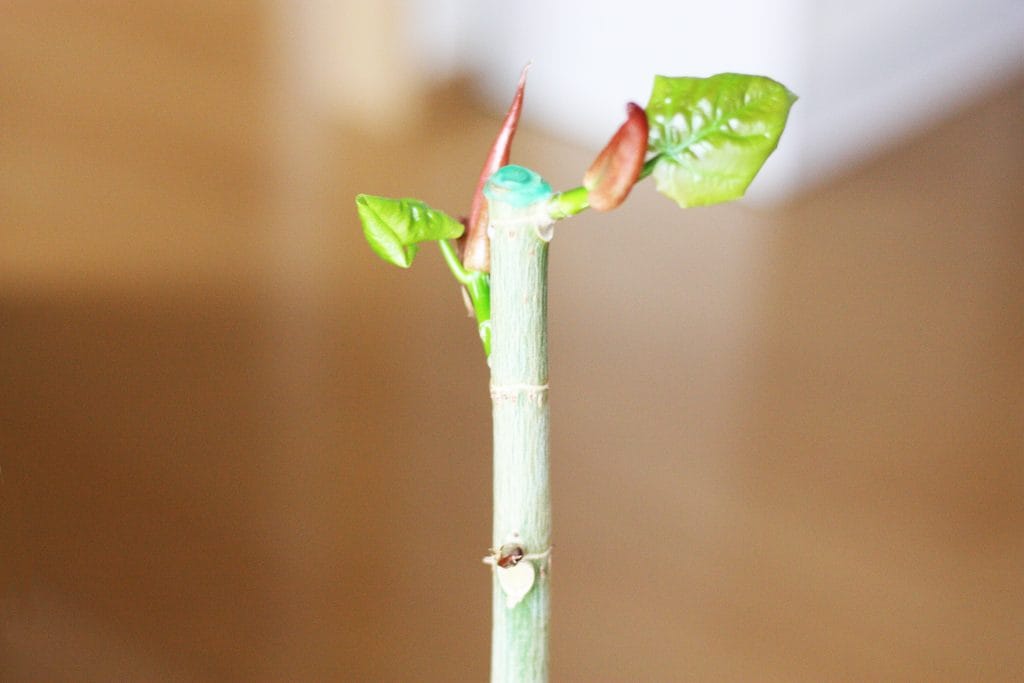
top-left (484, 165), bottom-right (553, 208)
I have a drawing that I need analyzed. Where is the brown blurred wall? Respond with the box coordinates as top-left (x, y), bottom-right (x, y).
top-left (1, 4), bottom-right (1022, 681)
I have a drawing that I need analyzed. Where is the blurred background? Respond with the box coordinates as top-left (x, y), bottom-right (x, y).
top-left (1, 1), bottom-right (1022, 680)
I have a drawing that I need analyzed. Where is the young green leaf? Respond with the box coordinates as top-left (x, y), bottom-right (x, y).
top-left (356, 194), bottom-right (464, 268)
top-left (645, 73), bottom-right (796, 207)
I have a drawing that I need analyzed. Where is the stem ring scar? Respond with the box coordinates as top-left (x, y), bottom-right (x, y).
top-left (489, 383), bottom-right (549, 401)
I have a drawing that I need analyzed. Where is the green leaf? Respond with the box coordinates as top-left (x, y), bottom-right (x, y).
top-left (356, 194), bottom-right (464, 268)
top-left (645, 73), bottom-right (796, 207)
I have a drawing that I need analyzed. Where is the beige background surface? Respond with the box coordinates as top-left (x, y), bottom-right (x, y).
top-left (1, 4), bottom-right (1022, 681)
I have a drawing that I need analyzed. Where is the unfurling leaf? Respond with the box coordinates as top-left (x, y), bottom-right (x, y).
top-left (584, 102), bottom-right (649, 211)
top-left (646, 73), bottom-right (796, 207)
top-left (460, 64), bottom-right (530, 272)
top-left (356, 194), bottom-right (464, 268)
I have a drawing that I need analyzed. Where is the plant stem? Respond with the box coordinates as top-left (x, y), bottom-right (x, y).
top-left (547, 185), bottom-right (589, 220)
top-left (438, 240), bottom-right (492, 354)
top-left (638, 152), bottom-right (660, 180)
top-left (484, 165), bottom-right (554, 683)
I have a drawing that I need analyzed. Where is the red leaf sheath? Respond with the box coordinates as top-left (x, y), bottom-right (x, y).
top-left (460, 64), bottom-right (529, 272)
top-left (583, 102), bottom-right (648, 211)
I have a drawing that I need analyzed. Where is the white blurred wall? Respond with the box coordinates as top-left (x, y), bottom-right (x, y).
top-left (403, 0), bottom-right (1024, 202)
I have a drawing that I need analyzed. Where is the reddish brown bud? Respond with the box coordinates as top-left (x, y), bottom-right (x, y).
top-left (460, 64), bottom-right (530, 272)
top-left (496, 543), bottom-right (525, 568)
top-left (583, 102), bottom-right (649, 211)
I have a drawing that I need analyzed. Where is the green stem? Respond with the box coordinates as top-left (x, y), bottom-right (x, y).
top-left (547, 185), bottom-right (589, 220)
top-left (484, 165), bottom-right (553, 683)
top-left (638, 152), bottom-right (660, 180)
top-left (438, 240), bottom-right (492, 354)
top-left (438, 238), bottom-right (474, 284)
